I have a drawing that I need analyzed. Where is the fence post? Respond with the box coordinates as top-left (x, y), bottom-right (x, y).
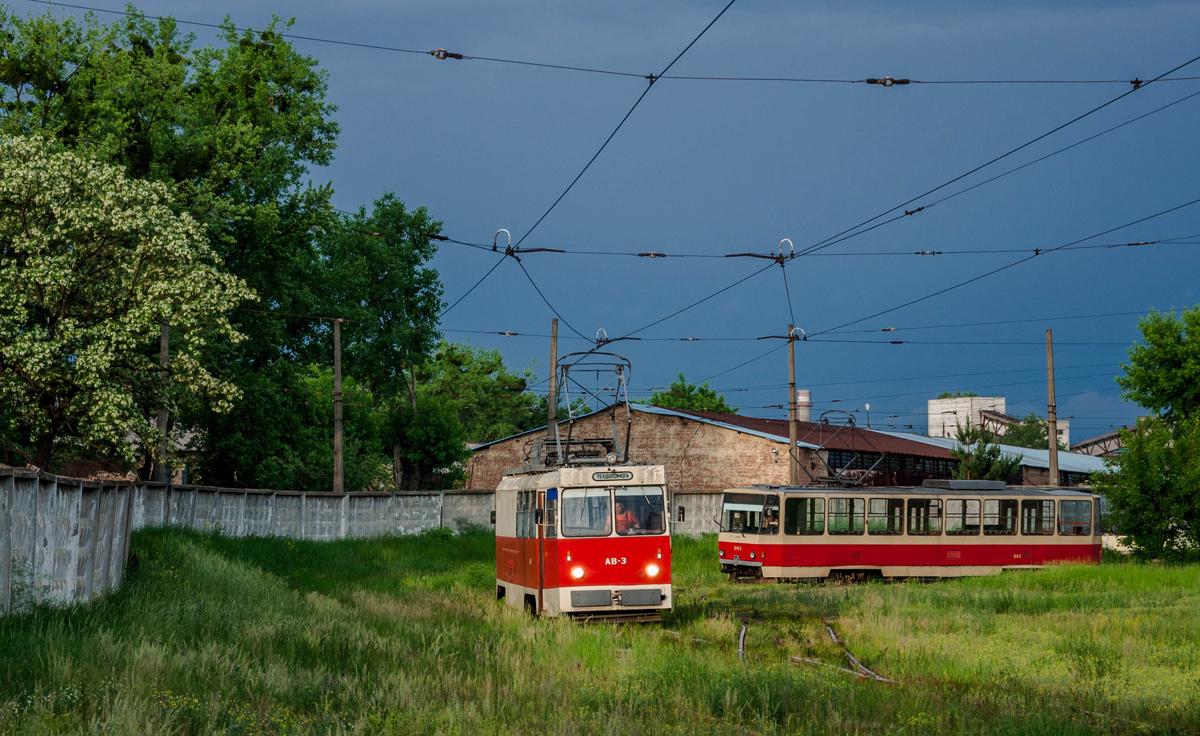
top-left (0, 471), bottom-right (13, 614)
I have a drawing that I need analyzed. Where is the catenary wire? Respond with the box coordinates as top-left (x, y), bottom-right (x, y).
top-left (809, 196), bottom-right (1200, 337)
top-left (795, 51), bottom-right (1200, 259)
top-left (511, 0), bottom-right (738, 249)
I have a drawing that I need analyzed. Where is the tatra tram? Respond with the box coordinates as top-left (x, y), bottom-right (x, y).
top-left (495, 351), bottom-right (672, 621)
top-left (718, 480), bottom-right (1101, 581)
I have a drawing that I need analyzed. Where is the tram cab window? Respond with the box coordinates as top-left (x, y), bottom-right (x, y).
top-left (759, 495), bottom-right (780, 535)
top-left (784, 497), bottom-right (825, 535)
top-left (517, 491), bottom-right (534, 539)
top-left (868, 498), bottom-right (904, 535)
top-left (1021, 499), bottom-right (1055, 536)
top-left (945, 499), bottom-right (981, 535)
top-left (614, 486), bottom-right (667, 536)
top-left (828, 497), bottom-right (865, 535)
top-left (722, 492), bottom-right (767, 535)
top-left (907, 499), bottom-right (943, 535)
top-left (1057, 499), bottom-right (1092, 536)
top-left (561, 488), bottom-right (612, 537)
top-left (983, 499), bottom-right (1018, 535)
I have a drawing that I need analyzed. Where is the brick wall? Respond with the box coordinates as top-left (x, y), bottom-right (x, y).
top-left (466, 410), bottom-right (808, 494)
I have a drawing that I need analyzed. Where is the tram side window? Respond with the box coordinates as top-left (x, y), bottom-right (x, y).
top-left (983, 499), bottom-right (1018, 535)
top-left (516, 491), bottom-right (529, 539)
top-left (614, 486), bottom-right (667, 536)
top-left (907, 498), bottom-right (943, 535)
top-left (784, 498), bottom-right (825, 535)
top-left (868, 498), bottom-right (904, 535)
top-left (828, 497), bottom-right (865, 535)
top-left (545, 491), bottom-right (557, 538)
top-left (1021, 499), bottom-right (1055, 535)
top-left (945, 499), bottom-right (981, 535)
top-left (561, 488), bottom-right (612, 537)
top-left (1057, 499), bottom-right (1091, 536)
top-left (722, 493), bottom-right (766, 535)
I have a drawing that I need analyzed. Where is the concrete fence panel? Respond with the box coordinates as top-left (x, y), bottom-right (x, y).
top-left (0, 469), bottom-right (134, 614)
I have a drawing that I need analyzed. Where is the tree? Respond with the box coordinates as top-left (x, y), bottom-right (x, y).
top-left (1116, 308), bottom-right (1200, 422)
top-left (0, 7), bottom-right (344, 483)
top-left (641, 373), bottom-right (737, 414)
top-left (998, 412), bottom-right (1068, 451)
top-left (0, 136), bottom-right (254, 469)
top-left (1093, 417), bottom-right (1200, 561)
top-left (936, 391), bottom-right (980, 399)
top-left (950, 424), bottom-right (1021, 481)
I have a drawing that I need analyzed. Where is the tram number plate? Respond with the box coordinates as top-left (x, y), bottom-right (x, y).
top-left (605, 557), bottom-right (627, 565)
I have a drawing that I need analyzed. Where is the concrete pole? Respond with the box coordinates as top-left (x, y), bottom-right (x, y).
top-left (153, 321), bottom-right (169, 483)
top-left (1046, 329), bottom-right (1059, 488)
top-left (788, 325), bottom-right (798, 485)
top-left (547, 319), bottom-right (559, 462)
top-left (333, 319), bottom-right (344, 494)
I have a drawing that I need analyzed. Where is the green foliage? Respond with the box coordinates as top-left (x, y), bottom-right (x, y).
top-left (936, 390), bottom-right (980, 399)
top-left (1094, 416), bottom-right (1200, 562)
top-left (388, 394), bottom-right (471, 491)
top-left (0, 136), bottom-right (254, 469)
top-left (1117, 307), bottom-right (1200, 422)
top-left (950, 423), bottom-right (1021, 481)
top-left (640, 373), bottom-right (737, 414)
top-left (998, 411), bottom-right (1068, 450)
top-left (420, 341), bottom-right (539, 443)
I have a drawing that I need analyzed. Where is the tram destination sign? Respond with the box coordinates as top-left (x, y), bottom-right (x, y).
top-left (593, 471), bottom-right (634, 482)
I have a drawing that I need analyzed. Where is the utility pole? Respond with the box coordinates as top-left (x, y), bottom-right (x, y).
top-left (547, 318), bottom-right (559, 462)
top-left (788, 324), bottom-right (799, 485)
top-left (1046, 329), bottom-right (1059, 488)
top-left (153, 320), bottom-right (169, 483)
top-left (333, 318), bottom-right (344, 494)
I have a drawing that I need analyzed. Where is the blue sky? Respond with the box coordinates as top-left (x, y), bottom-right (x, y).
top-left (37, 0), bottom-right (1200, 440)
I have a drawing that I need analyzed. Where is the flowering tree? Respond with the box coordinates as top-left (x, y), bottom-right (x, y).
top-left (0, 137), bottom-right (255, 468)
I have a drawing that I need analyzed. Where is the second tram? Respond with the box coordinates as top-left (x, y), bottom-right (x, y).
top-left (718, 480), bottom-right (1101, 580)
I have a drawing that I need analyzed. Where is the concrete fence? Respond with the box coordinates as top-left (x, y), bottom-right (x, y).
top-left (1, 468), bottom-right (135, 614)
top-left (2, 465), bottom-right (723, 615)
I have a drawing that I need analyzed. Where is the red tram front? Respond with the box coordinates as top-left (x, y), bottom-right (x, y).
top-left (496, 463), bottom-right (672, 621)
top-left (718, 480), bottom-right (1102, 580)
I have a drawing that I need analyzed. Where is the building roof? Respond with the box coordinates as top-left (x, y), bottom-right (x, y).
top-left (470, 403), bottom-right (1105, 475)
top-left (871, 430), bottom-right (1106, 474)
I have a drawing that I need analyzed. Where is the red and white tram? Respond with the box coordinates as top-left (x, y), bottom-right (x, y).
top-left (718, 480), bottom-right (1101, 580)
top-left (496, 460), bottom-right (672, 620)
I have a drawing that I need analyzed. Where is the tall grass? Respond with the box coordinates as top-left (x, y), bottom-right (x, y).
top-left (0, 528), bottom-right (1196, 734)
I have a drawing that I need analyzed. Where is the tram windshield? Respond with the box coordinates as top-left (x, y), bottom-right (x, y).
top-left (615, 486), bottom-right (667, 536)
top-left (722, 492), bottom-right (768, 535)
top-left (560, 486), bottom-right (668, 537)
top-left (561, 488), bottom-right (612, 537)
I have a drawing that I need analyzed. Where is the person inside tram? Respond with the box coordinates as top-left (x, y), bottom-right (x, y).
top-left (615, 500), bottom-right (641, 533)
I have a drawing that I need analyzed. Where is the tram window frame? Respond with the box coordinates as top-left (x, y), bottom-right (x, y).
top-left (560, 488), bottom-right (613, 538)
top-left (1021, 499), bottom-right (1055, 536)
top-left (868, 498), bottom-right (904, 535)
top-left (760, 494), bottom-right (780, 536)
top-left (516, 491), bottom-right (527, 539)
top-left (827, 497), bottom-right (865, 535)
top-left (784, 497), bottom-right (825, 535)
top-left (1057, 499), bottom-right (1092, 536)
top-left (983, 499), bottom-right (1018, 535)
top-left (907, 498), bottom-right (943, 535)
top-left (945, 499), bottom-right (981, 535)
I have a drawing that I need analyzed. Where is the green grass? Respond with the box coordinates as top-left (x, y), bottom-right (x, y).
top-left (1, 528), bottom-right (1198, 735)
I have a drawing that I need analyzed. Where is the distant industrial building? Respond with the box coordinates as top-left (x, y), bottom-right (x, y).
top-left (927, 395), bottom-right (1069, 447)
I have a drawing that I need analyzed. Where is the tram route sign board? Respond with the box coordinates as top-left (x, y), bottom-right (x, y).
top-left (593, 471), bottom-right (634, 482)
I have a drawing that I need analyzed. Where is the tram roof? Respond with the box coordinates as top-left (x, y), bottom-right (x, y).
top-left (727, 484), bottom-right (1096, 498)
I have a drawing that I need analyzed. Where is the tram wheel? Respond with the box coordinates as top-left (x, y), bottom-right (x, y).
top-left (523, 594), bottom-right (538, 618)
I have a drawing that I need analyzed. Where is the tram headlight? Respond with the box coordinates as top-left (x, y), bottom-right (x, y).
top-left (646, 563), bottom-right (660, 577)
top-left (719, 549), bottom-right (725, 557)
top-left (570, 566), bottom-right (585, 580)
top-left (749, 552), bottom-right (756, 560)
